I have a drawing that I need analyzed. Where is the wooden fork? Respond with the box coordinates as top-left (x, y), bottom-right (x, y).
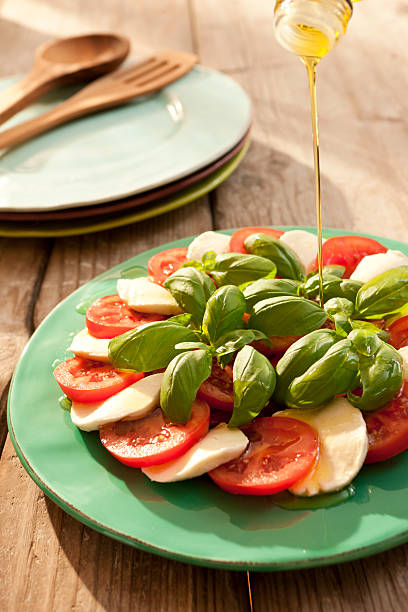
top-left (0, 49), bottom-right (197, 149)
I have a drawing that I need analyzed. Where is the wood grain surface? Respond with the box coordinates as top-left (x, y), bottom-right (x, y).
top-left (1, 1), bottom-right (408, 611)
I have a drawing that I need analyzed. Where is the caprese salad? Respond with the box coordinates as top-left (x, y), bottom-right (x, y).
top-left (54, 227), bottom-right (408, 499)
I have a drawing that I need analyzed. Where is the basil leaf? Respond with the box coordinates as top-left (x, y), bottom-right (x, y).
top-left (174, 341), bottom-right (211, 351)
top-left (324, 297), bottom-right (354, 317)
top-left (244, 233), bottom-right (306, 281)
top-left (347, 330), bottom-right (403, 411)
top-left (202, 250), bottom-right (217, 269)
top-left (355, 266), bottom-right (408, 319)
top-left (109, 321), bottom-right (198, 371)
top-left (350, 319), bottom-right (389, 342)
top-left (302, 273), bottom-right (362, 303)
top-left (332, 313), bottom-right (352, 338)
top-left (210, 253), bottom-right (276, 287)
top-left (214, 329), bottom-right (269, 357)
top-left (286, 339), bottom-right (359, 408)
top-left (164, 267), bottom-right (215, 323)
top-left (250, 296), bottom-right (327, 337)
top-left (229, 346), bottom-right (276, 427)
top-left (160, 350), bottom-right (212, 424)
top-left (168, 313), bottom-right (194, 326)
top-left (243, 278), bottom-right (301, 311)
top-left (202, 285), bottom-right (246, 344)
top-left (274, 329), bottom-right (338, 404)
top-left (323, 265), bottom-right (345, 278)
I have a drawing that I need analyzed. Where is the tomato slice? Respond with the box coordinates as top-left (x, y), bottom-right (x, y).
top-left (85, 294), bottom-right (166, 339)
top-left (99, 398), bottom-right (210, 467)
top-left (364, 381), bottom-right (408, 464)
top-left (310, 235), bottom-right (387, 278)
top-left (229, 227), bottom-right (284, 254)
top-left (54, 357), bottom-right (144, 403)
top-left (197, 362), bottom-right (234, 411)
top-left (148, 247), bottom-right (188, 285)
top-left (387, 316), bottom-right (408, 349)
top-left (209, 416), bottom-right (318, 495)
top-left (252, 336), bottom-right (302, 357)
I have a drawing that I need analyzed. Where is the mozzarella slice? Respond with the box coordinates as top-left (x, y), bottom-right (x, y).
top-left (69, 329), bottom-right (110, 363)
top-left (398, 347), bottom-right (408, 379)
top-left (350, 250), bottom-right (408, 283)
top-left (117, 277), bottom-right (182, 315)
top-left (71, 373), bottom-right (164, 432)
top-left (275, 397), bottom-right (368, 496)
top-left (187, 231), bottom-right (231, 261)
top-left (142, 423), bottom-right (248, 482)
top-left (279, 230), bottom-right (319, 271)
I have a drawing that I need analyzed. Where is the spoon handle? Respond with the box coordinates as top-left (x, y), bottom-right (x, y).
top-left (0, 72), bottom-right (53, 125)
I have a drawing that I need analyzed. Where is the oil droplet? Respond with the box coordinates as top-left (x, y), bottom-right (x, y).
top-left (59, 395), bottom-right (72, 412)
top-left (273, 484), bottom-right (356, 511)
top-left (120, 265), bottom-right (147, 279)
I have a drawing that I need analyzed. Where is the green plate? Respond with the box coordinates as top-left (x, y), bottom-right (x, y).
top-left (8, 228), bottom-right (408, 571)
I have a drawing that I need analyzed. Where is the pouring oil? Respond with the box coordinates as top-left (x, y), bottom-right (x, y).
top-left (273, 0), bottom-right (353, 304)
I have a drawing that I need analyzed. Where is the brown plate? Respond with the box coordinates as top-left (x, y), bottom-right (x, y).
top-left (0, 129), bottom-right (249, 222)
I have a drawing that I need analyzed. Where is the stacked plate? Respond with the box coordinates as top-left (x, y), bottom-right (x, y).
top-left (0, 66), bottom-right (251, 237)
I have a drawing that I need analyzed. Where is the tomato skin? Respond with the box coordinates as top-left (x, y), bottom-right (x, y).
top-left (209, 416), bottom-right (318, 495)
top-left (54, 357), bottom-right (144, 403)
top-left (229, 227), bottom-right (284, 254)
top-left (310, 235), bottom-right (387, 278)
top-left (86, 294), bottom-right (166, 339)
top-left (387, 316), bottom-right (408, 350)
top-left (253, 336), bottom-right (301, 357)
top-left (197, 362), bottom-right (234, 411)
top-left (148, 248), bottom-right (188, 285)
top-left (364, 382), bottom-right (408, 464)
top-left (99, 398), bottom-right (210, 467)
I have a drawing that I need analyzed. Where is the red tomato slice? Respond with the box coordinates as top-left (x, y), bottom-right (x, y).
top-left (229, 227), bottom-right (284, 254)
top-left (86, 294), bottom-right (166, 339)
top-left (209, 416), bottom-right (318, 495)
top-left (310, 235), bottom-right (387, 278)
top-left (197, 362), bottom-right (234, 411)
top-left (99, 398), bottom-right (210, 467)
top-left (54, 357), bottom-right (144, 403)
top-left (252, 336), bottom-right (301, 357)
top-left (364, 382), bottom-right (408, 464)
top-left (148, 247), bottom-right (188, 285)
top-left (387, 316), bottom-right (408, 349)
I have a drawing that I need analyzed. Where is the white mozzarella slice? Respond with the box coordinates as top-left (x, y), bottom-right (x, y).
top-left (71, 373), bottom-right (164, 432)
top-left (187, 231), bottom-right (231, 261)
top-left (69, 329), bottom-right (110, 363)
top-left (279, 230), bottom-right (319, 271)
top-left (117, 277), bottom-right (182, 315)
top-left (398, 347), bottom-right (408, 380)
top-left (275, 397), bottom-right (368, 496)
top-left (141, 423), bottom-right (248, 482)
top-left (350, 250), bottom-right (408, 283)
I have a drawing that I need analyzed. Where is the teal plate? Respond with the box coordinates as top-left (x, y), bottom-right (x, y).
top-left (0, 66), bottom-right (251, 212)
top-left (8, 228), bottom-right (408, 571)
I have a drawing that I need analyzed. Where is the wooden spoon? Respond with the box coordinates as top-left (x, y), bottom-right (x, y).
top-left (0, 50), bottom-right (198, 149)
top-left (0, 33), bottom-right (130, 125)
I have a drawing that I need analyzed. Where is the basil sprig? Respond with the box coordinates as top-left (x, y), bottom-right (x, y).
top-left (109, 321), bottom-right (198, 371)
top-left (214, 328), bottom-right (270, 363)
top-left (243, 278), bottom-right (301, 311)
top-left (244, 233), bottom-right (306, 281)
top-left (160, 349), bottom-right (213, 423)
top-left (286, 338), bottom-right (359, 408)
top-left (250, 296), bottom-right (327, 337)
top-left (229, 345), bottom-right (276, 427)
top-left (347, 329), bottom-right (403, 411)
top-left (355, 266), bottom-right (408, 319)
top-left (210, 253), bottom-right (276, 286)
top-left (163, 267), bottom-right (215, 323)
top-left (202, 285), bottom-right (246, 343)
top-left (302, 272), bottom-right (362, 303)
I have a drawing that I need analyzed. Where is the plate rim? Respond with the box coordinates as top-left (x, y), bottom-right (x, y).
top-left (8, 226), bottom-right (408, 571)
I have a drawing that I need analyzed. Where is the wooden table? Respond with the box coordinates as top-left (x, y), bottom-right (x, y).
top-left (1, 1), bottom-right (408, 610)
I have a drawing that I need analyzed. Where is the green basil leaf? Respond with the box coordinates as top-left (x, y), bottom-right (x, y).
top-left (347, 329), bottom-right (403, 411)
top-left (202, 250), bottom-right (217, 269)
top-left (355, 266), bottom-right (408, 319)
top-left (274, 329), bottom-right (338, 404)
top-left (286, 339), bottom-right (359, 408)
top-left (109, 321), bottom-right (198, 372)
top-left (164, 267), bottom-right (215, 322)
top-left (350, 319), bottom-right (389, 342)
top-left (174, 341), bottom-right (211, 351)
top-left (244, 233), bottom-right (306, 281)
top-left (250, 296), bottom-right (327, 337)
top-left (168, 313), bottom-right (194, 326)
top-left (202, 285), bottom-right (246, 344)
top-left (210, 253), bottom-right (276, 287)
top-left (324, 297), bottom-right (354, 317)
top-left (323, 265), bottom-right (346, 278)
top-left (302, 273), bottom-right (362, 303)
top-left (332, 313), bottom-right (352, 338)
top-left (229, 346), bottom-right (276, 427)
top-left (243, 278), bottom-right (301, 311)
top-left (160, 350), bottom-right (212, 424)
top-left (214, 329), bottom-right (269, 357)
